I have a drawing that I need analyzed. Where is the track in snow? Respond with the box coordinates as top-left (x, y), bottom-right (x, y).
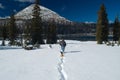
top-left (58, 57), bottom-right (67, 80)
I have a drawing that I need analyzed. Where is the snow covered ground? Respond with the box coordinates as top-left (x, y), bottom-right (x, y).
top-left (0, 40), bottom-right (120, 80)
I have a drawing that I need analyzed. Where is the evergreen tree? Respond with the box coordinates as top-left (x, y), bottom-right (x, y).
top-left (46, 21), bottom-right (57, 44)
top-left (113, 16), bottom-right (119, 42)
top-left (96, 4), bottom-right (109, 44)
top-left (1, 25), bottom-right (7, 46)
top-left (8, 14), bottom-right (17, 45)
top-left (118, 19), bottom-right (120, 44)
top-left (24, 23), bottom-right (31, 40)
top-left (31, 0), bottom-right (44, 45)
top-left (52, 24), bottom-right (57, 44)
top-left (23, 23), bottom-right (31, 46)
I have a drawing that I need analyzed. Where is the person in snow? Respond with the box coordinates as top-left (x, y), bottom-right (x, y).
top-left (59, 39), bottom-right (66, 57)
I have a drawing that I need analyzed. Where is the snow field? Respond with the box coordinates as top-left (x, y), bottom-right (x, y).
top-left (0, 44), bottom-right (60, 80)
top-left (64, 41), bottom-right (120, 80)
top-left (0, 40), bottom-right (120, 80)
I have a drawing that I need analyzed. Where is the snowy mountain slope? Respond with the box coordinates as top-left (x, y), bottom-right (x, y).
top-left (15, 4), bottom-right (70, 23)
top-left (0, 40), bottom-right (120, 80)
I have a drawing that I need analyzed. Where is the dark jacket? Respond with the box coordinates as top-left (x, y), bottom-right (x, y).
top-left (59, 40), bottom-right (66, 47)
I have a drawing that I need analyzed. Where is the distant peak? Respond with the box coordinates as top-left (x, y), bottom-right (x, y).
top-left (15, 4), bottom-right (71, 23)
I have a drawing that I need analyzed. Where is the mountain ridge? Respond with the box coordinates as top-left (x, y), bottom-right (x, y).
top-left (15, 4), bottom-right (71, 23)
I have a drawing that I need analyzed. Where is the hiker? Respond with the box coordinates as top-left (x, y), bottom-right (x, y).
top-left (59, 39), bottom-right (66, 57)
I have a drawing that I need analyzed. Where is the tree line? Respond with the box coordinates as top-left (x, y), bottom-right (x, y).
top-left (0, 2), bottom-right (120, 47)
top-left (0, 0), bottom-right (57, 48)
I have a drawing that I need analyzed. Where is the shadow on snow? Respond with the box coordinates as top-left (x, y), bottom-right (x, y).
top-left (65, 51), bottom-right (81, 54)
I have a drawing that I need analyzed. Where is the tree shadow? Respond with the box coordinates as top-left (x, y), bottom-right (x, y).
top-left (0, 46), bottom-right (22, 50)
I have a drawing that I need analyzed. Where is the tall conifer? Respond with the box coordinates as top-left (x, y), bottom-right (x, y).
top-left (1, 25), bottom-right (7, 46)
top-left (113, 16), bottom-right (119, 42)
top-left (9, 14), bottom-right (17, 45)
top-left (31, 0), bottom-right (44, 45)
top-left (46, 20), bottom-right (57, 44)
top-left (96, 4), bottom-right (109, 44)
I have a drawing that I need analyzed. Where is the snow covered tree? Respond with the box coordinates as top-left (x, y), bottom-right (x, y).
top-left (96, 4), bottom-right (109, 44)
top-left (113, 16), bottom-right (120, 42)
top-left (46, 20), bottom-right (57, 44)
top-left (31, 0), bottom-right (44, 45)
top-left (8, 14), bottom-right (17, 45)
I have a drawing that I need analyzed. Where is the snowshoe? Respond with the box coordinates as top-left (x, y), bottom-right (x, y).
top-left (60, 52), bottom-right (64, 57)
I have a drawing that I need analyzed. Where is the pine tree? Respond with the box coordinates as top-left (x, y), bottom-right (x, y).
top-left (96, 4), bottom-right (109, 44)
top-left (24, 23), bottom-right (31, 45)
top-left (46, 25), bottom-right (51, 44)
top-left (1, 25), bottom-right (7, 46)
top-left (52, 23), bottom-right (57, 44)
top-left (46, 21), bottom-right (57, 44)
top-left (8, 14), bottom-right (17, 45)
top-left (31, 0), bottom-right (44, 45)
top-left (113, 16), bottom-right (119, 42)
top-left (118, 19), bottom-right (120, 45)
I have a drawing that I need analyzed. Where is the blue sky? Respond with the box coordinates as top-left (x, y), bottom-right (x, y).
top-left (0, 0), bottom-right (120, 22)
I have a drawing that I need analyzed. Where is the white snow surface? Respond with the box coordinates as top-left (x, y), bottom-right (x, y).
top-left (0, 40), bottom-right (120, 80)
